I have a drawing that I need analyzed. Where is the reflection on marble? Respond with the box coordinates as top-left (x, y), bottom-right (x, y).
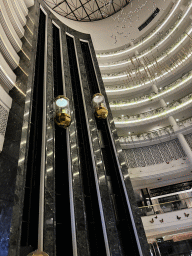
top-left (0, 200), bottom-right (13, 256)
top-left (74, 37), bottom-right (123, 255)
top-left (8, 1), bottom-right (41, 255)
top-left (43, 14), bottom-right (56, 256)
top-left (88, 38), bottom-right (150, 256)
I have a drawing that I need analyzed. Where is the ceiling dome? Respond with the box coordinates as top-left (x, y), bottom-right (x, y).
top-left (44, 0), bottom-right (132, 21)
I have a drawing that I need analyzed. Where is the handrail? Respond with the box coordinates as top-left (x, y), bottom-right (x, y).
top-left (138, 196), bottom-right (192, 217)
top-left (110, 69), bottom-right (192, 108)
top-left (114, 93), bottom-right (192, 123)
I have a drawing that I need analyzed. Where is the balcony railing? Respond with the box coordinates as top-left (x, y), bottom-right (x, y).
top-left (119, 117), bottom-right (192, 143)
top-left (97, 1), bottom-right (182, 58)
top-left (110, 69), bottom-right (192, 108)
top-left (113, 92), bottom-right (192, 125)
top-left (100, 12), bottom-right (185, 68)
top-left (139, 196), bottom-right (192, 217)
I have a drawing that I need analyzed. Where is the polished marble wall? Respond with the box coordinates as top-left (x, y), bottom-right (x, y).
top-left (5, 1), bottom-right (150, 255)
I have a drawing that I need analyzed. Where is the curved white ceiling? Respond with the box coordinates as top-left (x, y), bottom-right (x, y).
top-left (46, 0), bottom-right (173, 51)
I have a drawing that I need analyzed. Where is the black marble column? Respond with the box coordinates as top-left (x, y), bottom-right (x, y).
top-left (74, 37), bottom-right (123, 255)
top-left (6, 1), bottom-right (151, 255)
top-left (59, 23), bottom-right (91, 256)
top-left (88, 39), bottom-right (150, 256)
top-left (43, 14), bottom-right (56, 256)
top-left (8, 1), bottom-right (41, 255)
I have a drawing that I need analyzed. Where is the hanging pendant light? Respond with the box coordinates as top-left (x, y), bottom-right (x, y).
top-left (92, 93), bottom-right (108, 119)
top-left (53, 95), bottom-right (71, 128)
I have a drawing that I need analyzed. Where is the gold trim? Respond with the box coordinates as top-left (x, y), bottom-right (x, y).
top-left (27, 250), bottom-right (49, 256)
top-left (92, 93), bottom-right (103, 98)
top-left (54, 112), bottom-right (71, 128)
top-left (95, 106), bottom-right (108, 119)
top-left (55, 95), bottom-right (69, 101)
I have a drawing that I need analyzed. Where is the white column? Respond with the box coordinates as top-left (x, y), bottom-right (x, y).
top-left (151, 84), bottom-right (158, 93)
top-left (168, 116), bottom-right (192, 162)
top-left (159, 98), bottom-right (166, 107)
top-left (177, 133), bottom-right (192, 163)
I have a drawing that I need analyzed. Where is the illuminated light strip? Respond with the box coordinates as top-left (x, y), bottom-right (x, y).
top-left (106, 51), bottom-right (192, 92)
top-left (18, 65), bottom-right (28, 76)
top-left (102, 27), bottom-right (192, 80)
top-left (1, 65), bottom-right (26, 96)
top-left (97, 0), bottom-right (182, 58)
top-left (110, 72), bottom-right (192, 108)
top-left (25, 24), bottom-right (33, 35)
top-left (23, 35), bottom-right (32, 46)
top-left (100, 3), bottom-right (192, 67)
top-left (151, 188), bottom-right (192, 200)
top-left (114, 98), bottom-right (192, 125)
top-left (20, 48), bottom-right (30, 60)
top-left (28, 15), bottom-right (35, 25)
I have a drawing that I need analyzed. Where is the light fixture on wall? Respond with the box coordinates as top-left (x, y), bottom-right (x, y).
top-left (27, 249), bottom-right (49, 255)
top-left (53, 95), bottom-right (71, 128)
top-left (92, 93), bottom-right (108, 119)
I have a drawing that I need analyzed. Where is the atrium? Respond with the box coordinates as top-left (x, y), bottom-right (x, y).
top-left (1, 0), bottom-right (192, 255)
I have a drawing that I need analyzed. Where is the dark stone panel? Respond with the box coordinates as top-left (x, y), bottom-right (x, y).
top-left (0, 199), bottom-right (14, 256)
top-left (8, 100), bottom-right (25, 121)
top-left (74, 37), bottom-right (123, 255)
top-left (2, 112), bottom-right (23, 161)
top-left (8, 1), bottom-right (41, 255)
top-left (43, 16), bottom-right (56, 256)
top-left (60, 31), bottom-right (90, 256)
top-left (0, 152), bottom-right (17, 202)
top-left (87, 38), bottom-right (150, 256)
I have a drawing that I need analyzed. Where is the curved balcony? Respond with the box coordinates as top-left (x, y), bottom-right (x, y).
top-left (0, 0), bottom-right (22, 52)
top-left (0, 53), bottom-right (16, 90)
top-left (17, 0), bottom-right (28, 17)
top-left (100, 10), bottom-right (191, 71)
top-left (102, 31), bottom-right (192, 84)
top-left (10, 0), bottom-right (26, 27)
top-left (114, 93), bottom-right (192, 127)
top-left (119, 117), bottom-right (192, 145)
top-left (110, 69), bottom-right (192, 110)
top-left (2, 0), bottom-right (25, 38)
top-left (0, 23), bottom-right (20, 70)
top-left (105, 45), bottom-right (192, 96)
top-left (119, 125), bottom-right (175, 144)
top-left (96, 0), bottom-right (182, 59)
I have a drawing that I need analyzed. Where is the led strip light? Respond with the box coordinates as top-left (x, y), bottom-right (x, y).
top-left (103, 26), bottom-right (192, 81)
top-left (97, 0), bottom-right (182, 58)
top-left (100, 2), bottom-right (192, 67)
top-left (114, 96), bottom-right (192, 125)
top-left (106, 49), bottom-right (192, 93)
top-left (110, 70), bottom-right (192, 108)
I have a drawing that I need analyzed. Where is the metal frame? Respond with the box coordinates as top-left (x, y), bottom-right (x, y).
top-left (44, 0), bottom-right (132, 21)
